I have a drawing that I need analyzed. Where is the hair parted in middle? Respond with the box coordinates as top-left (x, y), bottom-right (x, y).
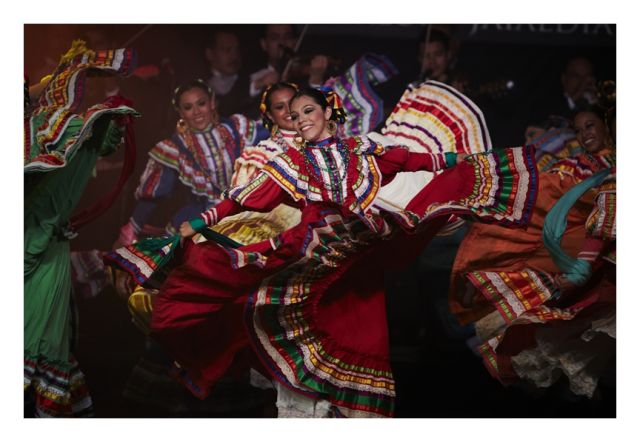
top-left (171, 79), bottom-right (214, 110)
top-left (259, 81), bottom-right (299, 131)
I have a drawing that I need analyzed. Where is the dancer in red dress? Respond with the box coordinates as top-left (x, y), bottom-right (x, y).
top-left (109, 85), bottom-right (538, 417)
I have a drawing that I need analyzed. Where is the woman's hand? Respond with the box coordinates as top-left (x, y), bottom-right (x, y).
top-left (179, 221), bottom-right (197, 239)
top-left (113, 221), bottom-right (138, 249)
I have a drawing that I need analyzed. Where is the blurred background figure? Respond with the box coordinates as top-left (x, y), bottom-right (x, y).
top-left (418, 28), bottom-right (455, 84)
top-left (536, 55), bottom-right (598, 118)
top-left (561, 56), bottom-right (598, 111)
top-left (249, 24), bottom-right (297, 97)
top-left (253, 24), bottom-right (334, 91)
top-left (204, 27), bottom-right (255, 117)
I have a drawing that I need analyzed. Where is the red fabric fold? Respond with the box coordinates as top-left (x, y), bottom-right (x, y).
top-left (70, 99), bottom-right (137, 231)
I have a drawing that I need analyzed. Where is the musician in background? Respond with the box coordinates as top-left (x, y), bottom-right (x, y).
top-left (249, 24), bottom-right (331, 99)
top-left (418, 27), bottom-right (470, 94)
top-left (546, 55), bottom-right (598, 118)
top-left (249, 24), bottom-right (296, 97)
top-left (419, 29), bottom-right (452, 83)
top-left (204, 27), bottom-right (256, 117)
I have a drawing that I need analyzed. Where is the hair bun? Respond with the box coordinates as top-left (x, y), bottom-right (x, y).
top-left (318, 87), bottom-right (346, 124)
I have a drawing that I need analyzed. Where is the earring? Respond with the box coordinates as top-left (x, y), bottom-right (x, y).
top-left (176, 118), bottom-right (189, 135)
top-left (211, 109), bottom-right (220, 127)
top-left (270, 124), bottom-right (279, 138)
top-left (293, 136), bottom-right (306, 149)
top-left (327, 120), bottom-right (337, 136)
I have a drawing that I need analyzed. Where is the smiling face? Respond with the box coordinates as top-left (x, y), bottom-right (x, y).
top-left (289, 95), bottom-right (333, 143)
top-left (177, 87), bottom-right (216, 131)
top-left (266, 87), bottom-right (296, 131)
top-left (573, 111), bottom-right (609, 153)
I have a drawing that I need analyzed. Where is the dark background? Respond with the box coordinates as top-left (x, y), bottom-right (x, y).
top-left (24, 23), bottom-right (616, 145)
top-left (24, 23), bottom-right (616, 418)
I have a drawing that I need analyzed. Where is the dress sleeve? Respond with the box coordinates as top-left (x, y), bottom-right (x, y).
top-left (577, 237), bottom-right (608, 263)
top-left (375, 147), bottom-right (454, 183)
top-left (229, 114), bottom-right (269, 148)
top-left (585, 187), bottom-right (616, 241)
top-left (197, 172), bottom-right (294, 228)
top-left (129, 157), bottom-right (178, 230)
top-left (576, 173), bottom-right (616, 263)
top-left (230, 142), bottom-right (273, 187)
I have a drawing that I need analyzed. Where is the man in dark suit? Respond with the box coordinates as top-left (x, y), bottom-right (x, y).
top-left (546, 56), bottom-right (598, 118)
top-left (204, 27), bottom-right (256, 118)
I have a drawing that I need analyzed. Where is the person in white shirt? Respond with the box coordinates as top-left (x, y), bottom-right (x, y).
top-left (561, 56), bottom-right (597, 111)
top-left (204, 27), bottom-right (254, 117)
top-left (250, 24), bottom-right (330, 98)
top-left (249, 24), bottom-right (297, 97)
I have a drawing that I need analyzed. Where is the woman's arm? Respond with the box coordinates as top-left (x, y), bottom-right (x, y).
top-left (375, 146), bottom-right (459, 184)
top-left (555, 236), bottom-right (611, 292)
top-left (180, 172), bottom-right (293, 238)
top-left (556, 181), bottom-right (616, 292)
top-left (116, 158), bottom-right (178, 246)
top-left (228, 114), bottom-right (270, 148)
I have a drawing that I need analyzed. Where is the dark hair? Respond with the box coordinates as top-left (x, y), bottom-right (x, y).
top-left (526, 107), bottom-right (570, 131)
top-left (570, 104), bottom-right (607, 126)
top-left (260, 82), bottom-right (298, 130)
top-left (562, 55), bottom-right (593, 74)
top-left (289, 87), bottom-right (346, 123)
top-left (418, 28), bottom-right (450, 52)
top-left (205, 26), bottom-right (240, 50)
top-left (172, 79), bottom-right (213, 109)
top-left (261, 23), bottom-right (297, 39)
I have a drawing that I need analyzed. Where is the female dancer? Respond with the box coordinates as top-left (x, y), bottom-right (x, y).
top-left (25, 40), bottom-right (137, 417)
top-left (114, 86), bottom-right (537, 417)
top-left (122, 83), bottom-right (302, 332)
top-left (211, 82), bottom-right (302, 245)
top-left (449, 105), bottom-right (615, 398)
top-left (115, 79), bottom-right (267, 247)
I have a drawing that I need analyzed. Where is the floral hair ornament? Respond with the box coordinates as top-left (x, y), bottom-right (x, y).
top-left (259, 82), bottom-right (299, 116)
top-left (318, 86), bottom-right (346, 124)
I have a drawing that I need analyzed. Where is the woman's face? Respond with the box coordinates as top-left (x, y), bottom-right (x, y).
top-left (421, 41), bottom-right (450, 80)
top-left (290, 95), bottom-right (333, 143)
top-left (177, 87), bottom-right (216, 131)
top-left (266, 87), bottom-right (296, 131)
top-left (573, 111), bottom-right (608, 153)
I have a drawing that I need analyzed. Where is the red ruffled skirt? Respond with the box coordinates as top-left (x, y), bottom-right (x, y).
top-left (149, 148), bottom-right (538, 417)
